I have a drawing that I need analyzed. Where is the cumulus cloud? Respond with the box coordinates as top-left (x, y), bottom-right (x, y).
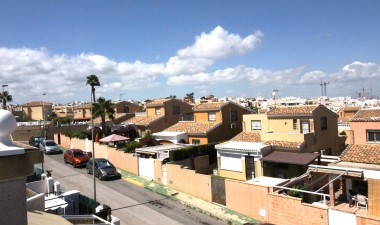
top-left (164, 26), bottom-right (263, 76)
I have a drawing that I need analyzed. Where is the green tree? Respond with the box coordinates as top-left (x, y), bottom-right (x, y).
top-left (0, 91), bottom-right (12, 110)
top-left (185, 92), bottom-right (194, 103)
top-left (166, 95), bottom-right (176, 99)
top-left (92, 97), bottom-right (115, 137)
top-left (65, 130), bottom-right (76, 148)
top-left (86, 74), bottom-right (100, 102)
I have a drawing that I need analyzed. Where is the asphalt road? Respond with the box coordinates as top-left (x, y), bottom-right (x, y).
top-left (43, 153), bottom-right (225, 225)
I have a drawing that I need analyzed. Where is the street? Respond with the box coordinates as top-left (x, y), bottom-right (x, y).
top-left (43, 153), bottom-right (225, 225)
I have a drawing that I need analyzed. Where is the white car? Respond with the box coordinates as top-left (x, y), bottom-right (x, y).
top-left (39, 140), bottom-right (61, 154)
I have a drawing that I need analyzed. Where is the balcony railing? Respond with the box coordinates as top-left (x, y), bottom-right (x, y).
top-left (17, 121), bottom-right (52, 126)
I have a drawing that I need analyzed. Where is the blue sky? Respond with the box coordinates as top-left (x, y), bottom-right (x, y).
top-left (0, 1), bottom-right (379, 104)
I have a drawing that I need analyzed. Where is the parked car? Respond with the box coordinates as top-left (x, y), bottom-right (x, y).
top-left (39, 139), bottom-right (61, 154)
top-left (86, 158), bottom-right (121, 180)
top-left (29, 136), bottom-right (45, 148)
top-left (64, 149), bottom-right (90, 167)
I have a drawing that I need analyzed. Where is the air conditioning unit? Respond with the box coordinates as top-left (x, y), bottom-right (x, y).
top-left (230, 123), bottom-right (236, 129)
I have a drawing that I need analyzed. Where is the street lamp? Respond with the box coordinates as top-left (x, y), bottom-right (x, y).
top-left (2, 84), bottom-right (8, 109)
top-left (89, 79), bottom-right (100, 203)
top-left (42, 93), bottom-right (46, 138)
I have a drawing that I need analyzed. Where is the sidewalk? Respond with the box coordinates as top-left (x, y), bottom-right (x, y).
top-left (119, 169), bottom-right (261, 225)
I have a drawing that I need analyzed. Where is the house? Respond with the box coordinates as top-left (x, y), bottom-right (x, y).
top-left (22, 101), bottom-right (53, 121)
top-left (337, 106), bottom-right (361, 133)
top-left (123, 98), bottom-right (193, 137)
top-left (108, 100), bottom-right (144, 125)
top-left (72, 104), bottom-right (92, 122)
top-left (349, 108), bottom-right (380, 145)
top-left (216, 105), bottom-right (341, 180)
top-left (156, 101), bottom-right (251, 145)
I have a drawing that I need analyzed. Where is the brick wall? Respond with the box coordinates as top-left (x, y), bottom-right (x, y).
top-left (267, 192), bottom-right (328, 225)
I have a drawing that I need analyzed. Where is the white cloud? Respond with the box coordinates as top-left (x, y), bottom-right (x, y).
top-left (177, 26), bottom-right (263, 59)
top-left (335, 61), bottom-right (380, 80)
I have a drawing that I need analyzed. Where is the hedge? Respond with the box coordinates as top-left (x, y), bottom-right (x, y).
top-left (168, 142), bottom-right (219, 164)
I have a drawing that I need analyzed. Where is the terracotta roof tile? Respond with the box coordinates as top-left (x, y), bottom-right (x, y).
top-left (194, 102), bottom-right (225, 111)
top-left (341, 144), bottom-right (380, 165)
top-left (124, 115), bottom-right (163, 125)
top-left (165, 122), bottom-right (221, 133)
top-left (268, 105), bottom-right (318, 115)
top-left (231, 132), bottom-right (303, 149)
top-left (146, 99), bottom-right (170, 107)
top-left (339, 106), bottom-right (361, 112)
top-left (351, 109), bottom-right (380, 122)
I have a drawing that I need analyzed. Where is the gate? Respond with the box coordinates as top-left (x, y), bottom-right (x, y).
top-left (328, 208), bottom-right (356, 225)
top-left (138, 158), bottom-right (154, 178)
top-left (245, 157), bottom-right (255, 180)
top-left (212, 177), bottom-right (226, 205)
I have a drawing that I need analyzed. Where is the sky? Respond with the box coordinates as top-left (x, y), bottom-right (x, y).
top-left (0, 1), bottom-right (379, 104)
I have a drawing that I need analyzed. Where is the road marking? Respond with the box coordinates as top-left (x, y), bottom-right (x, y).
top-left (123, 177), bottom-right (144, 187)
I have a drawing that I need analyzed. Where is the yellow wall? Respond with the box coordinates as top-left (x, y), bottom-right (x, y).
top-left (243, 114), bottom-right (268, 132)
top-left (188, 136), bottom-right (208, 145)
top-left (194, 111), bottom-right (222, 123)
top-left (218, 157), bottom-right (246, 181)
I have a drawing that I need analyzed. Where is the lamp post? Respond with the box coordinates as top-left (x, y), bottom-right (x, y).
top-left (89, 79), bottom-right (100, 203)
top-left (42, 93), bottom-right (46, 138)
top-left (2, 84), bottom-right (8, 109)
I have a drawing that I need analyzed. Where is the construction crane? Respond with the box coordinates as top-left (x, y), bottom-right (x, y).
top-left (119, 93), bottom-right (127, 101)
top-left (320, 81), bottom-right (329, 97)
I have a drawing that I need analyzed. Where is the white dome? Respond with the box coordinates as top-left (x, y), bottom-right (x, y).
top-left (0, 109), bottom-right (16, 137)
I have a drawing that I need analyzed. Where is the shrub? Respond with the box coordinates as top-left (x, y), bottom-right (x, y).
top-left (168, 142), bottom-right (218, 163)
top-left (123, 141), bottom-right (142, 153)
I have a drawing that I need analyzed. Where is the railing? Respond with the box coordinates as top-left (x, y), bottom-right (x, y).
top-left (17, 121), bottom-right (52, 126)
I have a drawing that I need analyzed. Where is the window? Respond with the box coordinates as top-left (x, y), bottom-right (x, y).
top-left (208, 112), bottom-right (216, 121)
top-left (251, 120), bottom-right (262, 131)
top-left (173, 106), bottom-right (180, 115)
top-left (124, 106), bottom-right (129, 113)
top-left (192, 139), bottom-right (200, 145)
top-left (367, 130), bottom-right (380, 143)
top-left (321, 117), bottom-right (327, 130)
top-left (155, 107), bottom-right (161, 115)
top-left (230, 110), bottom-right (237, 122)
top-left (293, 119), bottom-right (297, 130)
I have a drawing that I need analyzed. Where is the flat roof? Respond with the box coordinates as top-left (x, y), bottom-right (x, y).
top-left (216, 141), bottom-right (268, 152)
top-left (135, 144), bottom-right (191, 153)
top-left (261, 151), bottom-right (319, 165)
top-left (28, 210), bottom-right (72, 225)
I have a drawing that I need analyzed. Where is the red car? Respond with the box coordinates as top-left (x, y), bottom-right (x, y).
top-left (64, 149), bottom-right (90, 168)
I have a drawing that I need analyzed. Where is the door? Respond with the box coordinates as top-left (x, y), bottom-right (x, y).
top-left (245, 157), bottom-right (255, 180)
top-left (212, 177), bottom-right (226, 205)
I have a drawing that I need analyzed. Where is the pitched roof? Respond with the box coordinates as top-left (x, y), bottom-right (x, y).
top-left (146, 99), bottom-right (171, 107)
top-left (231, 132), bottom-right (303, 149)
top-left (267, 105), bottom-right (318, 115)
top-left (340, 144), bottom-right (380, 165)
top-left (351, 109), bottom-right (380, 122)
top-left (193, 102), bottom-right (226, 111)
top-left (165, 122), bottom-right (221, 134)
top-left (124, 115), bottom-right (163, 125)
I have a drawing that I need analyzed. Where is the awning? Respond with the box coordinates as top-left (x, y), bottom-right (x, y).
top-left (99, 134), bottom-right (129, 143)
top-left (261, 151), bottom-right (319, 165)
top-left (152, 131), bottom-right (187, 144)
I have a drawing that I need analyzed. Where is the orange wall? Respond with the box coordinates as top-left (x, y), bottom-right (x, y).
top-left (356, 215), bottom-right (380, 225)
top-left (195, 111), bottom-right (222, 123)
top-left (226, 179), bottom-right (270, 222)
top-left (166, 163), bottom-right (212, 202)
top-left (351, 122), bottom-right (380, 145)
top-left (267, 192), bottom-right (328, 225)
top-left (153, 160), bottom-right (163, 183)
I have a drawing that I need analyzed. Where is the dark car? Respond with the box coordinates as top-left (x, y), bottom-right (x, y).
top-left (29, 136), bottom-right (45, 148)
top-left (86, 158), bottom-right (121, 180)
top-left (64, 149), bottom-right (90, 167)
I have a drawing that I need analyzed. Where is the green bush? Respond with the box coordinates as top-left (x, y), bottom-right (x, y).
top-left (123, 141), bottom-right (142, 153)
top-left (168, 143), bottom-right (218, 163)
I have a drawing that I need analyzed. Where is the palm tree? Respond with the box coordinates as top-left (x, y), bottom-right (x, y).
top-left (0, 91), bottom-right (12, 110)
top-left (92, 97), bottom-right (115, 137)
top-left (65, 130), bottom-right (76, 149)
top-left (185, 92), bottom-right (194, 103)
top-left (86, 74), bottom-right (100, 101)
